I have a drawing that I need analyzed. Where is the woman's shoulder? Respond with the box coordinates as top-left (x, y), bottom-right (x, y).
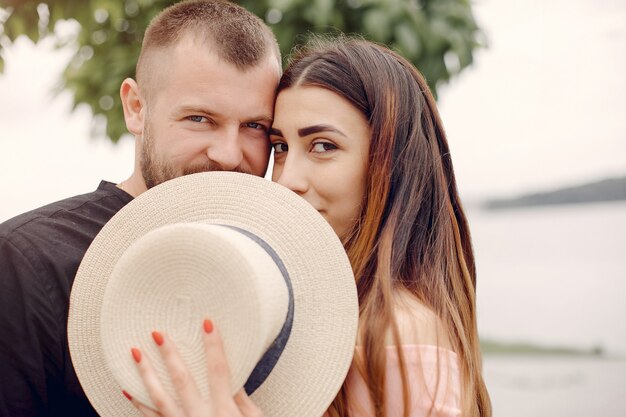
top-left (386, 290), bottom-right (455, 352)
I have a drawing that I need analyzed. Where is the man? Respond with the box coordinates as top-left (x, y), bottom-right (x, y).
top-left (0, 1), bottom-right (281, 416)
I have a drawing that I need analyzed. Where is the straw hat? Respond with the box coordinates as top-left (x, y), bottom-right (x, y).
top-left (67, 172), bottom-right (359, 417)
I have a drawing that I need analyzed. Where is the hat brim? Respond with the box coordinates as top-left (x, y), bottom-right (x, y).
top-left (68, 172), bottom-right (359, 417)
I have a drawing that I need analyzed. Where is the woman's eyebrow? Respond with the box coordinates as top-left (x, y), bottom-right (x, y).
top-left (269, 124), bottom-right (347, 138)
top-left (298, 124), bottom-right (346, 138)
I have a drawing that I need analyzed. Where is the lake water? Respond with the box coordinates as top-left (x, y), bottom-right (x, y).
top-left (484, 356), bottom-right (626, 416)
top-left (467, 200), bottom-right (626, 414)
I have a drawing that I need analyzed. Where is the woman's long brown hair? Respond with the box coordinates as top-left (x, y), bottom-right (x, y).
top-left (278, 37), bottom-right (491, 417)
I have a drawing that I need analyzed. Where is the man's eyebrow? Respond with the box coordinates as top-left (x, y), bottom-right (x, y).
top-left (175, 106), bottom-right (272, 125)
top-left (298, 124), bottom-right (346, 138)
top-left (175, 104), bottom-right (218, 116)
top-left (243, 115), bottom-right (273, 125)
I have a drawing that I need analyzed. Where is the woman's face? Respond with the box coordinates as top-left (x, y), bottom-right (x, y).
top-left (270, 86), bottom-right (371, 239)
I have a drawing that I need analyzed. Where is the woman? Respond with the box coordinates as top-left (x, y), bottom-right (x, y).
top-left (128, 37), bottom-right (491, 417)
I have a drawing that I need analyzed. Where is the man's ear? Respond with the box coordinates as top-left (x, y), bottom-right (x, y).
top-left (120, 78), bottom-right (145, 136)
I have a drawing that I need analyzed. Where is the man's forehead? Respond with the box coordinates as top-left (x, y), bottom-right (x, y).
top-left (139, 33), bottom-right (279, 110)
top-left (149, 66), bottom-right (278, 120)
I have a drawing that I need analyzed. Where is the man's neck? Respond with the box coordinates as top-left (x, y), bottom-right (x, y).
top-left (117, 173), bottom-right (147, 198)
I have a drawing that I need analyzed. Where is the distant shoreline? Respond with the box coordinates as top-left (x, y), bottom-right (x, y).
top-left (484, 176), bottom-right (626, 210)
top-left (480, 339), bottom-right (617, 357)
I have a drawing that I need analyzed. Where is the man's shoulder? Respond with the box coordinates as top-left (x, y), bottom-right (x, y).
top-left (0, 181), bottom-right (132, 242)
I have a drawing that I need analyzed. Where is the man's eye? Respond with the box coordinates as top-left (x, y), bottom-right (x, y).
top-left (246, 122), bottom-right (265, 130)
top-left (311, 142), bottom-right (337, 153)
top-left (187, 115), bottom-right (208, 123)
top-left (272, 143), bottom-right (288, 153)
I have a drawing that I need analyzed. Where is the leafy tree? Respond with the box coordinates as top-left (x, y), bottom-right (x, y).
top-left (0, 0), bottom-right (483, 142)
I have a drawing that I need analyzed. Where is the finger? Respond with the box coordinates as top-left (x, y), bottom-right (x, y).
top-left (202, 319), bottom-right (234, 408)
top-left (234, 389), bottom-right (263, 417)
top-left (131, 347), bottom-right (182, 417)
top-left (122, 390), bottom-right (162, 417)
top-left (152, 331), bottom-right (203, 416)
top-left (135, 402), bottom-right (163, 417)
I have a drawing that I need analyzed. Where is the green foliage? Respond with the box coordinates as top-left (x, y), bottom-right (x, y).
top-left (0, 0), bottom-right (484, 142)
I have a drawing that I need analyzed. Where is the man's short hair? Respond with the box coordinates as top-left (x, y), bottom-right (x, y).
top-left (136, 0), bottom-right (280, 93)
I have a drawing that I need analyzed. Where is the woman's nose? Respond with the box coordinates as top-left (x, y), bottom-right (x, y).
top-left (274, 157), bottom-right (308, 195)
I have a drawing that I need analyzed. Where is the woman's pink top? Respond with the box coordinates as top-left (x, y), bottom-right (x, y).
top-left (324, 345), bottom-right (461, 417)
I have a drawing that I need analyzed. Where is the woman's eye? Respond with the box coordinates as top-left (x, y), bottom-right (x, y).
top-left (187, 115), bottom-right (209, 123)
top-left (311, 142), bottom-right (337, 153)
top-left (272, 143), bottom-right (288, 154)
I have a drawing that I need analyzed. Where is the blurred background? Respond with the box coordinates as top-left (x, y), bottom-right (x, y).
top-left (1, 0), bottom-right (625, 415)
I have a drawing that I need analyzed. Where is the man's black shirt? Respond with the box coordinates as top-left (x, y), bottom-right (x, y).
top-left (0, 181), bottom-right (133, 417)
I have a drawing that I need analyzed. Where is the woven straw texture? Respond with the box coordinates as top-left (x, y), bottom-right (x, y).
top-left (67, 172), bottom-right (359, 417)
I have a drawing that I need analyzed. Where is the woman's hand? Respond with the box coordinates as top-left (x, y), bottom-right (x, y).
top-left (124, 319), bottom-right (263, 417)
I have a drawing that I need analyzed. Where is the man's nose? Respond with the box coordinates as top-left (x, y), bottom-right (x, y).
top-left (206, 128), bottom-right (243, 171)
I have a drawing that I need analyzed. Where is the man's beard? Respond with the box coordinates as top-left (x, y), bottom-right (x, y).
top-left (140, 122), bottom-right (248, 190)
top-left (140, 123), bottom-right (173, 190)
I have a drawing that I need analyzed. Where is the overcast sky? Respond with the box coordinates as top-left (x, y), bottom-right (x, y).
top-left (1, 0), bottom-right (625, 222)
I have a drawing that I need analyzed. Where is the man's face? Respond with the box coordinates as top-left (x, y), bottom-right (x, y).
top-left (139, 36), bottom-right (280, 189)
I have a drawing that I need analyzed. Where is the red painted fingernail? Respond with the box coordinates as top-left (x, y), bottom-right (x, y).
top-left (152, 331), bottom-right (164, 346)
top-left (203, 319), bottom-right (214, 334)
top-left (122, 390), bottom-right (133, 401)
top-left (131, 347), bottom-right (142, 363)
